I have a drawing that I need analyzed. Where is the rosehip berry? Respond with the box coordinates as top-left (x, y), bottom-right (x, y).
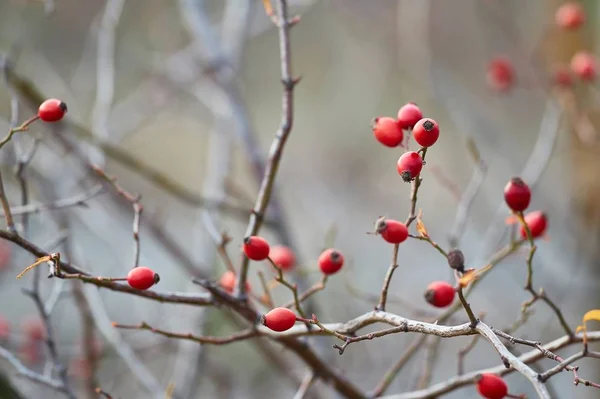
top-left (261, 307), bottom-right (297, 332)
top-left (553, 66), bottom-right (573, 88)
top-left (571, 51), bottom-right (596, 81)
top-left (487, 57), bottom-right (514, 91)
top-left (127, 266), bottom-right (160, 290)
top-left (503, 177), bottom-right (531, 212)
top-left (519, 211), bottom-right (548, 240)
top-left (318, 248), bottom-right (344, 275)
top-left (424, 281), bottom-right (455, 308)
top-left (243, 236), bottom-right (270, 261)
top-left (21, 317), bottom-right (46, 341)
top-left (447, 249), bottom-right (465, 273)
top-left (412, 118), bottom-right (440, 147)
top-left (555, 2), bottom-right (585, 30)
top-left (38, 99), bottom-right (68, 122)
top-left (372, 117), bottom-right (404, 147)
top-left (269, 245), bottom-right (296, 271)
top-left (0, 315), bottom-right (10, 340)
top-left (376, 219), bottom-right (408, 244)
top-left (219, 271), bottom-right (251, 293)
top-left (397, 151), bottom-right (423, 182)
top-left (397, 103), bottom-right (423, 130)
top-left (475, 373), bottom-right (508, 399)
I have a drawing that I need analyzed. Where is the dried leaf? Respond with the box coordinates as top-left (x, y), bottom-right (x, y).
top-left (582, 309), bottom-right (600, 324)
top-left (165, 382), bottom-right (175, 399)
top-left (416, 209), bottom-right (428, 237)
top-left (458, 264), bottom-right (492, 288)
top-left (262, 0), bottom-right (274, 17)
top-left (16, 255), bottom-right (51, 279)
top-left (466, 137), bottom-right (482, 165)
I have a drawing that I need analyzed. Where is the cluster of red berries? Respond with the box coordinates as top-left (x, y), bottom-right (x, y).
top-left (488, 3), bottom-right (594, 92)
top-left (504, 178), bottom-right (548, 239)
top-left (372, 103), bottom-right (440, 183)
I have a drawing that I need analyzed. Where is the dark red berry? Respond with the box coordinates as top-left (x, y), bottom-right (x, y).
top-left (447, 249), bottom-right (465, 272)
top-left (503, 178), bottom-right (531, 212)
top-left (412, 118), bottom-right (440, 147)
top-left (38, 99), bottom-right (67, 122)
top-left (424, 281), bottom-right (455, 308)
top-left (519, 211), bottom-right (547, 239)
top-left (127, 267), bottom-right (160, 290)
top-left (372, 117), bottom-right (404, 147)
top-left (243, 236), bottom-right (270, 261)
top-left (476, 373), bottom-right (508, 399)
top-left (571, 51), bottom-right (596, 81)
top-left (397, 151), bottom-right (423, 182)
top-left (318, 249), bottom-right (344, 275)
top-left (261, 307), bottom-right (297, 332)
top-left (555, 2), bottom-right (585, 30)
top-left (376, 219), bottom-right (408, 244)
top-left (487, 57), bottom-right (514, 91)
top-left (269, 245), bottom-right (296, 271)
top-left (397, 103), bottom-right (423, 130)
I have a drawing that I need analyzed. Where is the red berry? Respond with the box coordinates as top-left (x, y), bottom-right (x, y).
top-left (219, 271), bottom-right (251, 293)
top-left (269, 245), bottom-right (296, 271)
top-left (412, 118), bottom-right (440, 147)
top-left (0, 315), bottom-right (10, 340)
top-left (519, 211), bottom-right (548, 239)
top-left (397, 103), bottom-right (423, 130)
top-left (38, 99), bottom-right (67, 122)
top-left (21, 317), bottom-right (46, 341)
top-left (553, 66), bottom-right (573, 88)
top-left (424, 281), bottom-right (455, 308)
top-left (376, 219), bottom-right (408, 244)
top-left (19, 343), bottom-right (42, 366)
top-left (487, 57), bottom-right (514, 91)
top-left (372, 117), bottom-right (404, 147)
top-left (397, 151), bottom-right (423, 182)
top-left (318, 248), bottom-right (344, 275)
top-left (555, 2), bottom-right (585, 30)
top-left (503, 177), bottom-right (531, 212)
top-left (571, 51), bottom-right (596, 81)
top-left (476, 373), bottom-right (508, 399)
top-left (127, 266), bottom-right (160, 290)
top-left (243, 236), bottom-right (270, 261)
top-left (0, 240), bottom-right (11, 271)
top-left (261, 307), bottom-right (297, 332)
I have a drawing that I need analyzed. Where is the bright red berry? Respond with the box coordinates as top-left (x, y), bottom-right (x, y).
top-left (553, 66), bottom-right (573, 88)
top-left (21, 317), bottom-right (46, 341)
top-left (269, 245), bottom-right (296, 271)
top-left (38, 99), bottom-right (67, 122)
top-left (219, 271), bottom-right (251, 293)
top-left (397, 151), bottom-right (423, 182)
top-left (571, 51), bottom-right (596, 81)
top-left (476, 373), bottom-right (508, 399)
top-left (261, 307), bottom-right (297, 332)
top-left (412, 118), bottom-right (440, 147)
top-left (397, 103), bottom-right (423, 130)
top-left (519, 211), bottom-right (548, 240)
top-left (376, 218), bottom-right (408, 244)
top-left (372, 117), bottom-right (404, 147)
top-left (487, 57), bottom-right (514, 91)
top-left (243, 236), bottom-right (270, 261)
top-left (503, 177), bottom-right (531, 212)
top-left (127, 267), bottom-right (160, 290)
top-left (555, 2), bottom-right (585, 30)
top-left (318, 248), bottom-right (344, 275)
top-left (424, 281), bottom-right (455, 308)
top-left (0, 315), bottom-right (10, 340)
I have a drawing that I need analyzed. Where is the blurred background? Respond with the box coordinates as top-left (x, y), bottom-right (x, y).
top-left (0, 0), bottom-right (599, 398)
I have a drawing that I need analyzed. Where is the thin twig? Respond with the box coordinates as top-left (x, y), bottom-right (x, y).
top-left (0, 346), bottom-right (66, 393)
top-left (292, 370), bottom-right (315, 399)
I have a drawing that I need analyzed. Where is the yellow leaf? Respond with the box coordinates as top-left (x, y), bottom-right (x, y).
top-left (458, 264), bottom-right (492, 288)
top-left (165, 382), bottom-right (175, 399)
top-left (582, 309), bottom-right (600, 324)
top-left (262, 0), bottom-right (274, 17)
top-left (416, 209), bottom-right (428, 237)
top-left (576, 325), bottom-right (585, 334)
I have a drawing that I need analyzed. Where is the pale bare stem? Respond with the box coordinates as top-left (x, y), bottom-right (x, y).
top-left (113, 322), bottom-right (258, 345)
top-left (282, 275), bottom-right (328, 309)
top-left (0, 172), bottom-right (16, 233)
top-left (132, 200), bottom-right (142, 268)
top-left (415, 336), bottom-right (441, 390)
top-left (370, 335), bottom-right (428, 397)
top-left (72, 283), bottom-right (100, 399)
top-left (238, 0), bottom-right (299, 298)
top-left (292, 370), bottom-right (315, 399)
top-left (0, 346), bottom-right (66, 393)
top-left (8, 185), bottom-right (104, 216)
top-left (258, 271), bottom-right (275, 308)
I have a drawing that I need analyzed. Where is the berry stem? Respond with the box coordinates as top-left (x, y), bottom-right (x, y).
top-left (281, 274), bottom-right (328, 309)
top-left (257, 270), bottom-right (275, 308)
top-left (456, 285), bottom-right (478, 327)
top-left (267, 256), bottom-right (306, 319)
